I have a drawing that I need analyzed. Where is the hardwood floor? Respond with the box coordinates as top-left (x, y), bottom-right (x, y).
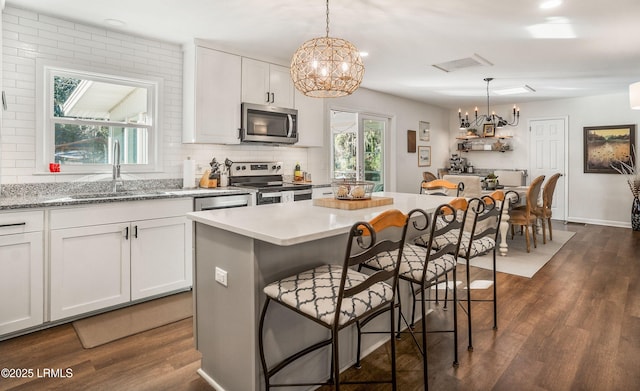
top-left (1, 223), bottom-right (639, 391)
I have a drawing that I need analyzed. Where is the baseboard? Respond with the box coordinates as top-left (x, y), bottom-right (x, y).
top-left (567, 216), bottom-right (631, 228)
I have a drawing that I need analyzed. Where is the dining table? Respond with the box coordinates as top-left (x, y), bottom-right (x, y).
top-left (482, 185), bottom-right (529, 256)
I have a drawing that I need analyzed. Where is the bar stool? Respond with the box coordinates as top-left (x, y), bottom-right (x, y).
top-left (258, 208), bottom-right (419, 390)
top-left (361, 198), bottom-right (468, 391)
top-left (456, 192), bottom-right (509, 351)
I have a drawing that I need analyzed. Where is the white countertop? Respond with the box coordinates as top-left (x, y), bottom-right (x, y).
top-left (187, 192), bottom-right (455, 246)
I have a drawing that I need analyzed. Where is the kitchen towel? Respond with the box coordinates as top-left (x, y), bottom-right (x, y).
top-left (183, 158), bottom-right (196, 189)
top-left (281, 191), bottom-right (295, 203)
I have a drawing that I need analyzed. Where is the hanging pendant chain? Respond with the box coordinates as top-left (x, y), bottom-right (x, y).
top-left (325, 0), bottom-right (330, 37)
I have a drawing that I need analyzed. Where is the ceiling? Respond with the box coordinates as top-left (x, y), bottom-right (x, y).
top-left (9, 0), bottom-right (640, 110)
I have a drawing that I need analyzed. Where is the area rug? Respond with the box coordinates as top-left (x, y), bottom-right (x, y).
top-left (72, 291), bottom-right (192, 348)
top-left (459, 229), bottom-right (576, 278)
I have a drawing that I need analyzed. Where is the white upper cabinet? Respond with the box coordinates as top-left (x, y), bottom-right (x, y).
top-left (242, 58), bottom-right (295, 108)
top-left (294, 89), bottom-right (325, 147)
top-left (183, 44), bottom-right (241, 144)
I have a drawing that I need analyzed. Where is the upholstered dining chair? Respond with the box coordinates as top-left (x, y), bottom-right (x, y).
top-left (509, 175), bottom-right (545, 252)
top-left (420, 178), bottom-right (464, 196)
top-left (361, 198), bottom-right (467, 390)
top-left (422, 171), bottom-right (438, 182)
top-left (534, 173), bottom-right (562, 244)
top-left (443, 174), bottom-right (482, 198)
top-left (258, 208), bottom-right (418, 391)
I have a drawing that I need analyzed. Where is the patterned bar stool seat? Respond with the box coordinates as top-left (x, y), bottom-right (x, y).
top-left (258, 208), bottom-right (421, 391)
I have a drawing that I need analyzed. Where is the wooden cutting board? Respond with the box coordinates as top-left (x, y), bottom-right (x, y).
top-left (313, 196), bottom-right (394, 210)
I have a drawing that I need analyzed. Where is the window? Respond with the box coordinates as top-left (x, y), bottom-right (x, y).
top-left (38, 62), bottom-right (161, 173)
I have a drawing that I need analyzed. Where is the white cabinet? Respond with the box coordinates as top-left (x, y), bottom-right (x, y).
top-left (295, 89), bottom-right (325, 147)
top-left (312, 186), bottom-right (333, 199)
top-left (0, 211), bottom-right (44, 335)
top-left (131, 216), bottom-right (192, 300)
top-left (49, 223), bottom-right (130, 321)
top-left (183, 44), bottom-right (241, 144)
top-left (49, 199), bottom-right (193, 321)
top-left (242, 57), bottom-right (294, 108)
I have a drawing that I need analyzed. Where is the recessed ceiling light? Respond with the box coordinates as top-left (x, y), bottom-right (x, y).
top-left (493, 85), bottom-right (536, 95)
top-left (527, 17), bottom-right (576, 39)
top-left (104, 19), bottom-right (126, 27)
top-left (540, 0), bottom-right (562, 9)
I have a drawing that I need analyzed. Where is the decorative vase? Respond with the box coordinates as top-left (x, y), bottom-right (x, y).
top-left (633, 197), bottom-right (640, 231)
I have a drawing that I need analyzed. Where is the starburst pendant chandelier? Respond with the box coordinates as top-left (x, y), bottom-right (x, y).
top-left (458, 78), bottom-right (521, 129)
top-left (290, 0), bottom-right (365, 98)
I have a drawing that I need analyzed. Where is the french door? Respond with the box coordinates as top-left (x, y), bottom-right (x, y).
top-left (330, 110), bottom-right (387, 191)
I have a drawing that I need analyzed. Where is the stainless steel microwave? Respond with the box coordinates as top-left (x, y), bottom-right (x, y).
top-left (240, 103), bottom-right (298, 145)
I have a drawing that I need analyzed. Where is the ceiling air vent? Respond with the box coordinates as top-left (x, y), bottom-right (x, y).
top-left (432, 54), bottom-right (493, 73)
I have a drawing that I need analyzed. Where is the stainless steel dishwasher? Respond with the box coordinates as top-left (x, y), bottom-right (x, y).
top-left (193, 193), bottom-right (253, 211)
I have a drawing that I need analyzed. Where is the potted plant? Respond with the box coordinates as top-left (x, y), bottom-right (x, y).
top-left (611, 146), bottom-right (640, 231)
top-left (483, 173), bottom-right (499, 190)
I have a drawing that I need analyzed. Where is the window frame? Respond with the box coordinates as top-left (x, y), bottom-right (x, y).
top-left (36, 60), bottom-right (163, 174)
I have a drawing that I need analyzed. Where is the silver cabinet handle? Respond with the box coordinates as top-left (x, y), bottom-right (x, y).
top-left (270, 92), bottom-right (275, 103)
top-left (2, 91), bottom-right (6, 111)
top-left (134, 225), bottom-right (138, 239)
top-left (265, 92), bottom-right (270, 103)
top-left (124, 226), bottom-right (129, 240)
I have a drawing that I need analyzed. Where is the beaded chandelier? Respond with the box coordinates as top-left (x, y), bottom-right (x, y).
top-left (290, 0), bottom-right (365, 98)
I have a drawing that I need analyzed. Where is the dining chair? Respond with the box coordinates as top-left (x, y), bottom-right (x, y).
top-left (420, 178), bottom-right (464, 196)
top-left (509, 175), bottom-right (545, 252)
top-left (422, 171), bottom-right (438, 182)
top-left (361, 198), bottom-right (467, 390)
top-left (534, 173), bottom-right (562, 244)
top-left (258, 208), bottom-right (417, 391)
top-left (443, 174), bottom-right (482, 197)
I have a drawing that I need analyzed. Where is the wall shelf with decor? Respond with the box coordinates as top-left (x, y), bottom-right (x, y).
top-left (456, 136), bottom-right (512, 152)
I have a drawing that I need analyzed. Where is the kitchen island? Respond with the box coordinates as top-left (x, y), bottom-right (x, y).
top-left (187, 192), bottom-right (454, 391)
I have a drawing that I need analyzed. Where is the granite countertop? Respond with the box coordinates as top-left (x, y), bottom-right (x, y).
top-left (0, 180), bottom-right (254, 210)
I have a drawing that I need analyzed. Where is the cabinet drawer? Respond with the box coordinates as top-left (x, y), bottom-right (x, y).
top-left (0, 210), bottom-right (44, 235)
top-left (50, 198), bottom-right (192, 230)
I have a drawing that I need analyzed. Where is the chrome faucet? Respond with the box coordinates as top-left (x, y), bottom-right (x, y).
top-left (112, 139), bottom-right (122, 192)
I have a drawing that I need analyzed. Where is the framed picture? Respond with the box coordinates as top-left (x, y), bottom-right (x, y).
top-left (418, 146), bottom-right (431, 167)
top-left (483, 123), bottom-right (495, 137)
top-left (407, 130), bottom-right (416, 153)
top-left (584, 124), bottom-right (636, 173)
top-left (419, 121), bottom-right (430, 141)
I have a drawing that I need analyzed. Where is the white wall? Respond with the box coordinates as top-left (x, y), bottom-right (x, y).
top-left (448, 92), bottom-right (640, 228)
top-left (329, 87), bottom-right (449, 193)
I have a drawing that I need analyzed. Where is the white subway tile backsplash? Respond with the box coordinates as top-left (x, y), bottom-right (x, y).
top-left (2, 5), bottom-right (312, 186)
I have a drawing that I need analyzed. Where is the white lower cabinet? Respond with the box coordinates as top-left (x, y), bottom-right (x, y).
top-left (0, 210), bottom-right (44, 335)
top-left (49, 199), bottom-right (192, 322)
top-left (130, 216), bottom-right (192, 300)
top-left (49, 223), bottom-right (131, 321)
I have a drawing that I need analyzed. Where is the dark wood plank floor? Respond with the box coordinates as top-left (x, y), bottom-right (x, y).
top-left (1, 223), bottom-right (639, 391)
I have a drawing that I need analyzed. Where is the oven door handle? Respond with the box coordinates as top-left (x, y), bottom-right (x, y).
top-left (293, 189), bottom-right (312, 196)
top-left (260, 192), bottom-right (282, 199)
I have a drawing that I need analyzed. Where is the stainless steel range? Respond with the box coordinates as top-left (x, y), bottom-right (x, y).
top-left (228, 161), bottom-right (312, 205)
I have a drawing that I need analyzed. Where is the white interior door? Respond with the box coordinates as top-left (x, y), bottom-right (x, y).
top-left (529, 118), bottom-right (567, 220)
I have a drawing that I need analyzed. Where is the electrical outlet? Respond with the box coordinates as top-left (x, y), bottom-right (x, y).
top-left (215, 267), bottom-right (228, 287)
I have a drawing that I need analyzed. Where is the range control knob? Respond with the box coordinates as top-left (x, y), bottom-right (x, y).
top-left (272, 165), bottom-right (277, 170)
top-left (235, 166), bottom-right (241, 170)
top-left (241, 165), bottom-right (247, 170)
